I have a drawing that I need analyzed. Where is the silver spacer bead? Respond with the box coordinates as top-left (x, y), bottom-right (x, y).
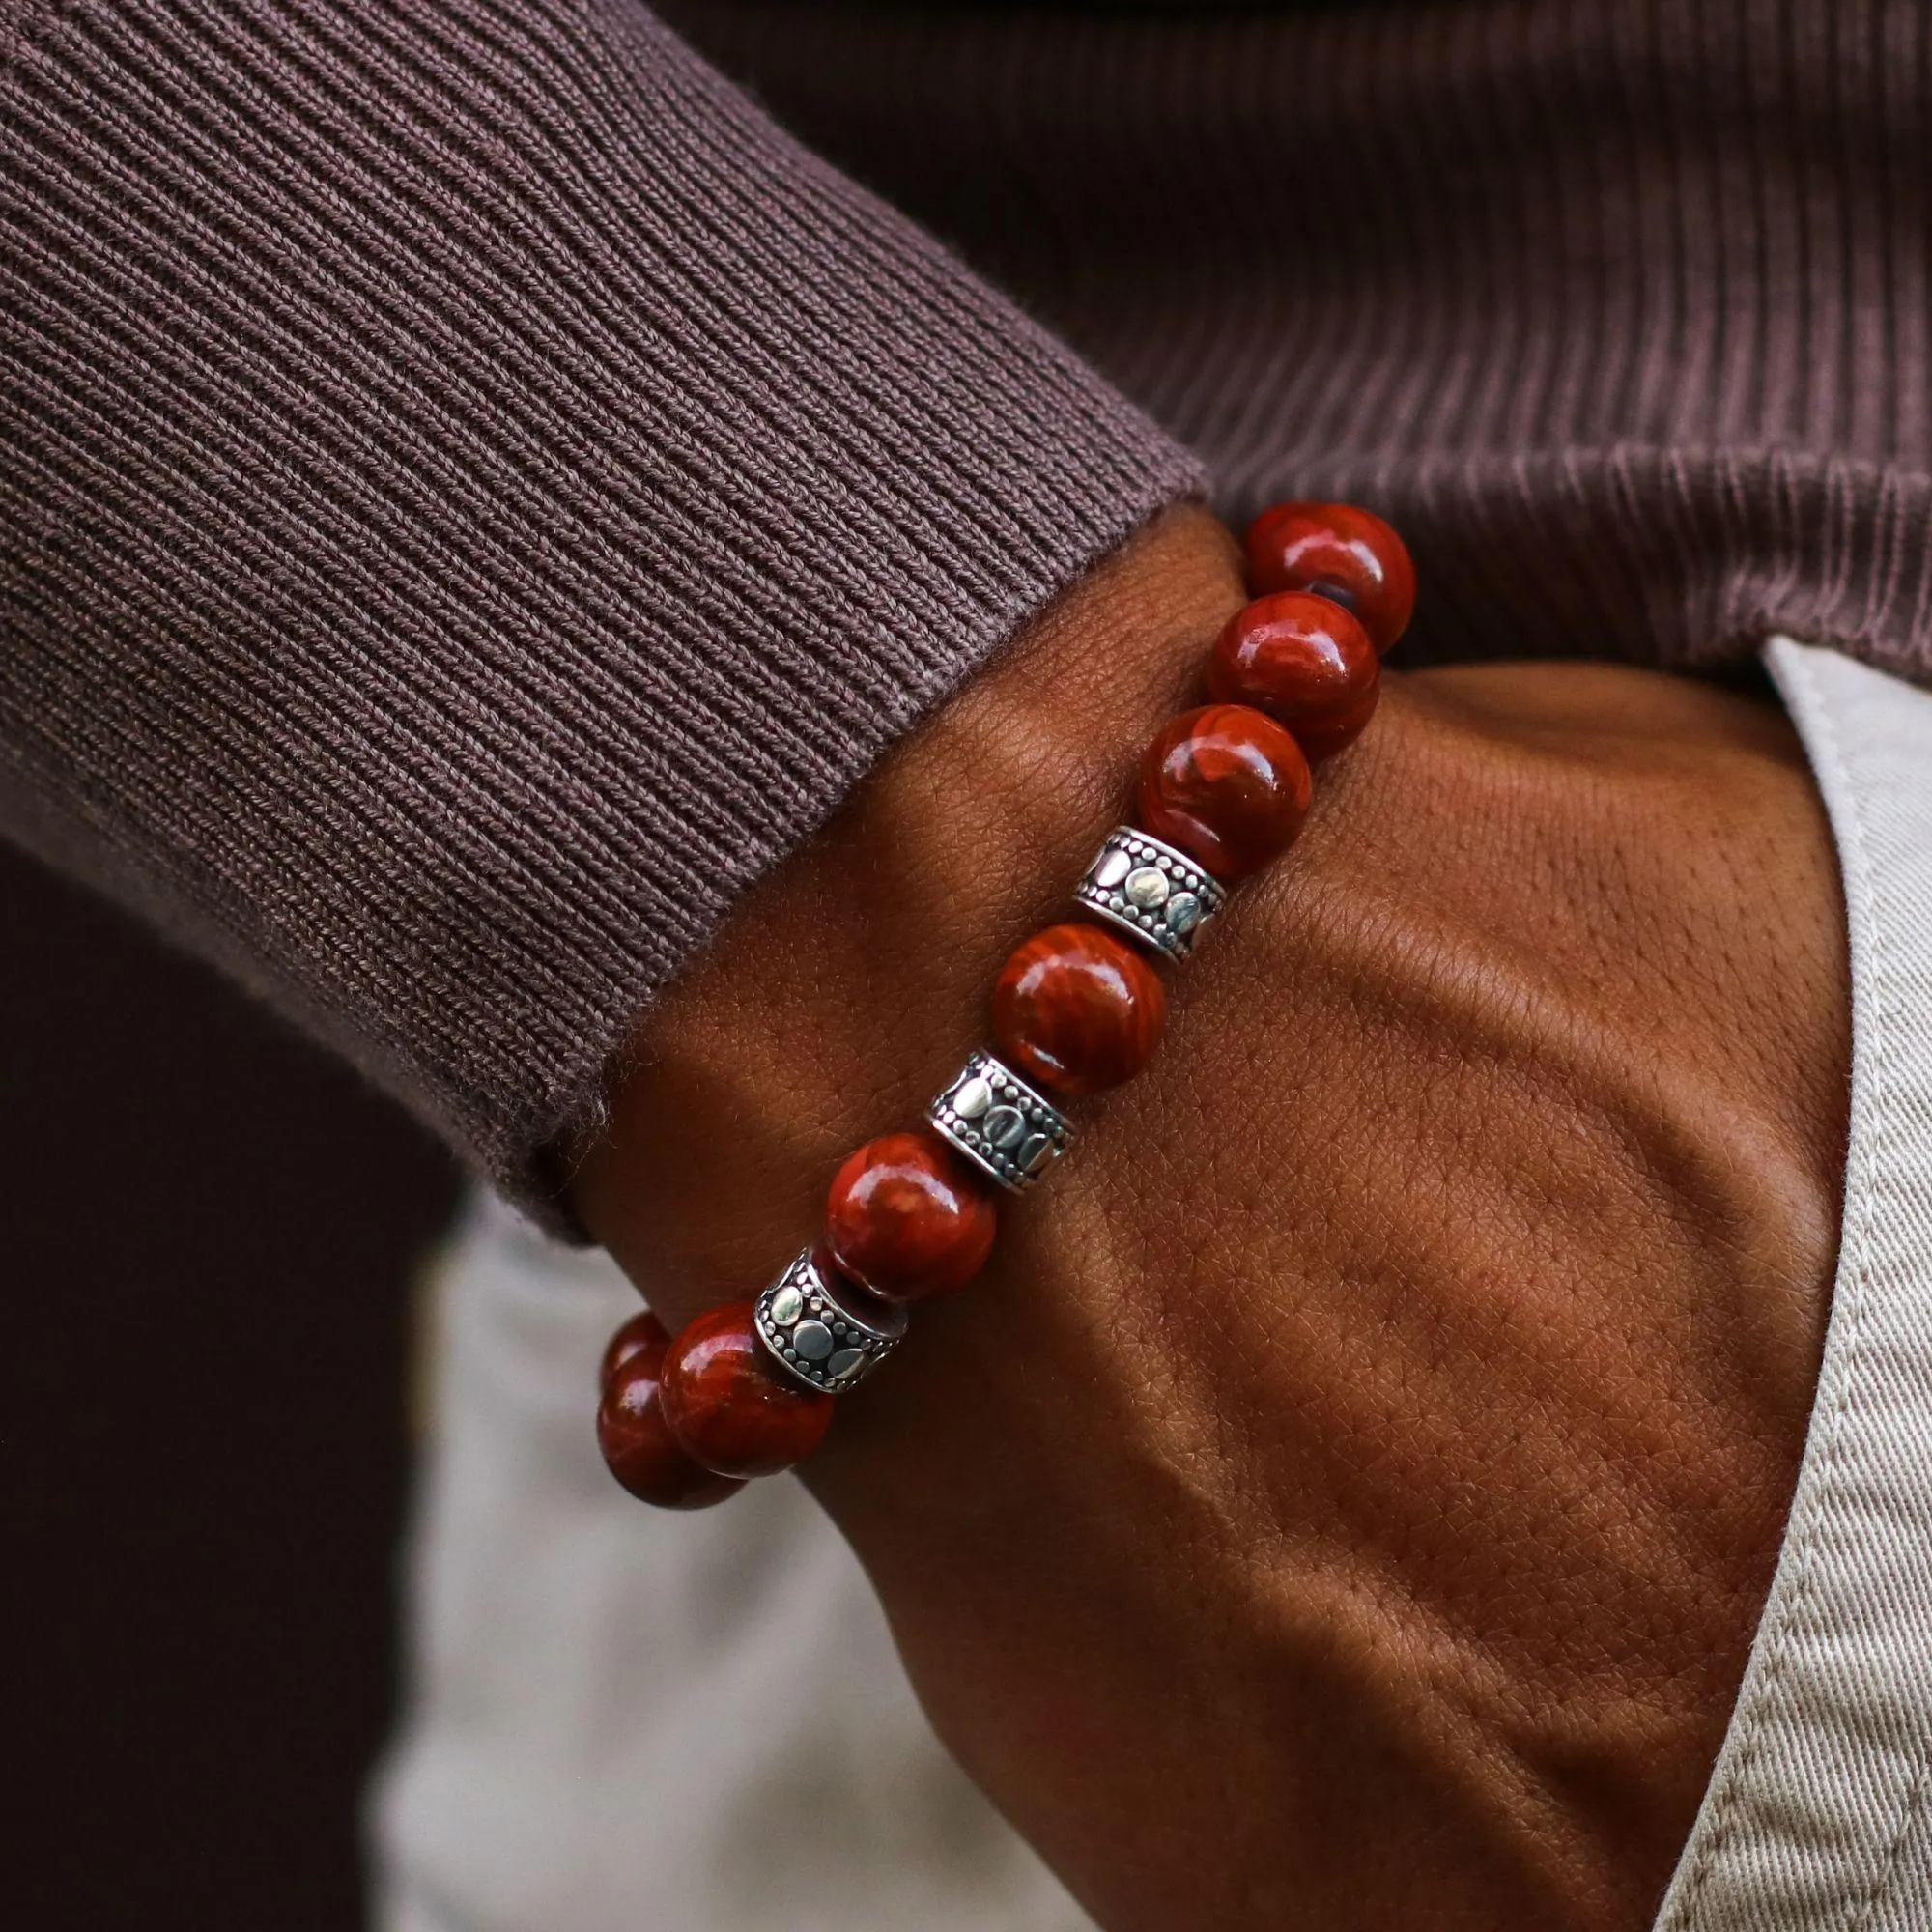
top-left (753, 1248), bottom-right (908, 1396)
top-left (1072, 825), bottom-right (1226, 963)
top-left (928, 1050), bottom-right (1070, 1192)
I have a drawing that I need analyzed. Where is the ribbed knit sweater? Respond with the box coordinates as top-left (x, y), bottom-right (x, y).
top-left (4, 0), bottom-right (1927, 1215)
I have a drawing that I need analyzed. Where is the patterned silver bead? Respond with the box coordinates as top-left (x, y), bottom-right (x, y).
top-left (753, 1248), bottom-right (908, 1396)
top-left (1073, 825), bottom-right (1226, 963)
top-left (928, 1050), bottom-right (1070, 1192)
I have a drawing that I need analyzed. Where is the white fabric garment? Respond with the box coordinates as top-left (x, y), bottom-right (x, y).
top-left (374, 639), bottom-right (1932, 1932)
top-left (369, 1199), bottom-right (1094, 1932)
top-left (1662, 640), bottom-right (1932, 1932)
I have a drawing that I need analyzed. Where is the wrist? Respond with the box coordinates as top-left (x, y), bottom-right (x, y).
top-left (570, 504), bottom-right (1245, 1323)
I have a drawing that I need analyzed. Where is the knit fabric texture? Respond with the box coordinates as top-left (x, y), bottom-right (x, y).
top-left (7, 0), bottom-right (1932, 1218)
top-left (676, 0), bottom-right (1932, 685)
top-left (0, 0), bottom-right (1201, 1216)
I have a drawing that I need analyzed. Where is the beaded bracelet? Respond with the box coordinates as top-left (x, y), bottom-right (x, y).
top-left (596, 501), bottom-right (1415, 1509)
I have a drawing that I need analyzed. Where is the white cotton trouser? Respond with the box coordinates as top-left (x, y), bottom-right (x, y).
top-left (1657, 641), bottom-right (1932, 1930)
top-left (373, 640), bottom-right (1932, 1932)
top-left (368, 1198), bottom-right (1094, 1932)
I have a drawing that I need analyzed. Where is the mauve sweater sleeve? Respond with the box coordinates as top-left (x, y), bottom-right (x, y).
top-left (0, 0), bottom-right (1204, 1217)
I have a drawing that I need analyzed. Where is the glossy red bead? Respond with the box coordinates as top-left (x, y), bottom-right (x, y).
top-left (1242, 501), bottom-right (1416, 653)
top-left (600, 1307), bottom-right (668, 1389)
top-left (597, 1314), bottom-right (747, 1509)
top-left (992, 921), bottom-right (1166, 1097)
top-left (1208, 591), bottom-right (1380, 761)
top-left (826, 1129), bottom-right (998, 1304)
top-left (1138, 704), bottom-right (1313, 882)
top-left (661, 1301), bottom-right (835, 1479)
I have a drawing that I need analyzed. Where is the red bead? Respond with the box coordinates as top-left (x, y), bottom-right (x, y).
top-left (600, 1307), bottom-right (668, 1390)
top-left (1138, 704), bottom-right (1313, 882)
top-left (826, 1129), bottom-right (998, 1304)
top-left (992, 922), bottom-right (1166, 1097)
top-left (1242, 501), bottom-right (1415, 653)
top-left (1208, 591), bottom-right (1380, 761)
top-left (661, 1301), bottom-right (835, 1479)
top-left (597, 1315), bottom-right (747, 1509)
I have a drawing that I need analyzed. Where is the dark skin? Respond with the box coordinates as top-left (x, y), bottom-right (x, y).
top-left (574, 508), bottom-right (1848, 1929)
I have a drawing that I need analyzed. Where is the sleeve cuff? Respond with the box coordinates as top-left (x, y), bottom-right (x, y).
top-left (0, 0), bottom-right (1205, 1221)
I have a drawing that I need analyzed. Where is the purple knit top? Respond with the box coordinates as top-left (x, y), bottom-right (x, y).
top-left (2, 1), bottom-right (1923, 1213)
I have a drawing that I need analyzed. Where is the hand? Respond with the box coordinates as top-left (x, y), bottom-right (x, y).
top-left (573, 508), bottom-right (1848, 1930)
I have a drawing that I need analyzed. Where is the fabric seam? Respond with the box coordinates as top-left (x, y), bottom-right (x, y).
top-left (1800, 653), bottom-right (1919, 1929)
top-left (1669, 639), bottom-right (1891, 1925)
top-left (1851, 1743), bottom-right (1932, 1932)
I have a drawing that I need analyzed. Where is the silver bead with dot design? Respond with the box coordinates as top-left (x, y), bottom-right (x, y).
top-left (754, 1248), bottom-right (908, 1396)
top-left (928, 1050), bottom-right (1070, 1192)
top-left (1073, 825), bottom-right (1226, 963)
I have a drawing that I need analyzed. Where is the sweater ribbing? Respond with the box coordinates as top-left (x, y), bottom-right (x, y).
top-left (0, 0), bottom-right (1200, 1218)
top-left (8, 0), bottom-right (1930, 1219)
top-left (678, 0), bottom-right (1932, 684)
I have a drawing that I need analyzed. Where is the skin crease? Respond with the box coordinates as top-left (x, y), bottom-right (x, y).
top-left (572, 507), bottom-right (1848, 1931)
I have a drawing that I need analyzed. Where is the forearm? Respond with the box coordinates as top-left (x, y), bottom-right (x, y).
top-left (571, 504), bottom-right (1243, 1315)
